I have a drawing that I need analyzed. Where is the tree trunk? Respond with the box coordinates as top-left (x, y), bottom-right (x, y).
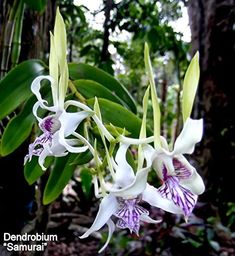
top-left (100, 0), bottom-right (113, 62)
top-left (99, 0), bottom-right (114, 74)
top-left (188, 0), bottom-right (235, 208)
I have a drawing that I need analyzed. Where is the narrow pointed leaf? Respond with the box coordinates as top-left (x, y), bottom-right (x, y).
top-left (68, 63), bottom-right (137, 113)
top-left (0, 59), bottom-right (47, 120)
top-left (182, 52), bottom-right (200, 122)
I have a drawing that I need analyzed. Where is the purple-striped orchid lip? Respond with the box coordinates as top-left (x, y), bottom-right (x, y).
top-left (173, 158), bottom-right (192, 179)
top-left (24, 115), bottom-right (61, 165)
top-left (158, 161), bottom-right (197, 217)
top-left (158, 175), bottom-right (198, 217)
top-left (115, 197), bottom-right (149, 235)
top-left (24, 130), bottom-right (53, 164)
top-left (160, 158), bottom-right (193, 181)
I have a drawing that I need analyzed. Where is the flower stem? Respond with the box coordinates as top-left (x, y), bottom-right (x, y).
top-left (68, 80), bottom-right (86, 103)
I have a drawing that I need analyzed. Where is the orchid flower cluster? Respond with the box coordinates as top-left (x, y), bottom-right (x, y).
top-left (24, 9), bottom-right (205, 253)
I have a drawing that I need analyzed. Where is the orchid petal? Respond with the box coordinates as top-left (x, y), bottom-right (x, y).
top-left (160, 136), bottom-right (170, 151)
top-left (144, 43), bottom-right (161, 148)
top-left (140, 214), bottom-right (162, 224)
top-left (182, 51), bottom-right (200, 122)
top-left (172, 118), bottom-right (203, 155)
top-left (31, 75), bottom-right (57, 112)
top-left (59, 110), bottom-right (91, 137)
top-left (65, 100), bottom-right (114, 142)
top-left (142, 184), bottom-right (183, 214)
top-left (93, 175), bottom-right (102, 198)
top-left (54, 8), bottom-right (68, 108)
top-left (38, 148), bottom-right (50, 171)
top-left (93, 98), bottom-right (114, 142)
top-left (73, 132), bottom-right (96, 157)
top-left (64, 100), bottom-right (93, 112)
top-left (109, 167), bottom-right (149, 198)
top-left (98, 219), bottom-right (115, 253)
top-left (43, 133), bottom-right (68, 159)
top-left (114, 143), bottom-right (135, 187)
top-left (80, 194), bottom-right (118, 239)
top-left (49, 32), bottom-right (59, 106)
top-left (152, 152), bottom-right (175, 179)
top-left (140, 86), bottom-right (150, 140)
top-left (119, 135), bottom-right (154, 145)
top-left (57, 111), bottom-right (90, 153)
top-left (142, 144), bottom-right (155, 168)
top-left (138, 87), bottom-right (150, 170)
top-left (180, 168), bottom-right (205, 195)
top-left (58, 135), bottom-right (88, 153)
top-left (32, 101), bottom-right (42, 122)
top-left (92, 114), bottom-right (114, 142)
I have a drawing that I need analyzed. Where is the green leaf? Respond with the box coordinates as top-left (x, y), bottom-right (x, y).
top-left (73, 79), bottom-right (124, 105)
top-left (68, 63), bottom-right (137, 113)
top-left (80, 168), bottom-right (93, 198)
top-left (182, 52), bottom-right (200, 122)
top-left (23, 0), bottom-right (47, 12)
top-left (1, 81), bottom-right (51, 156)
top-left (0, 59), bottom-right (47, 121)
top-left (1, 96), bottom-right (36, 156)
top-left (43, 154), bottom-right (77, 205)
top-left (24, 156), bottom-right (53, 185)
top-left (88, 98), bottom-right (150, 138)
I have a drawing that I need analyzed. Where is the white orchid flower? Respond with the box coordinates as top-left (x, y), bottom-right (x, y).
top-left (142, 118), bottom-right (205, 219)
top-left (24, 9), bottom-right (95, 170)
top-left (141, 43), bottom-right (205, 219)
top-left (80, 143), bottom-right (162, 253)
top-left (24, 75), bottom-right (93, 170)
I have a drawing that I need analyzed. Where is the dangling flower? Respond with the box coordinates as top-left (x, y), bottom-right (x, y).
top-left (24, 9), bottom-right (93, 170)
top-left (139, 43), bottom-right (205, 220)
top-left (80, 143), bottom-right (162, 253)
top-left (23, 76), bottom-right (93, 170)
top-left (142, 118), bottom-right (205, 219)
